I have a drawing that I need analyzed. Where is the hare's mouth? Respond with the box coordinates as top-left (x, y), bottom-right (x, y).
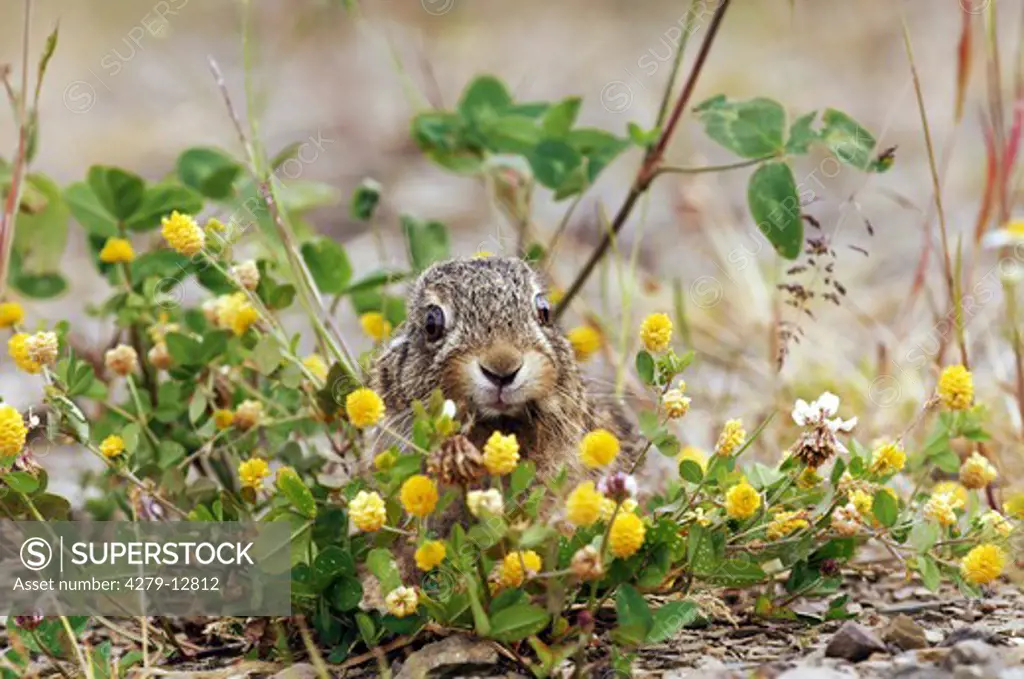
top-left (465, 352), bottom-right (549, 419)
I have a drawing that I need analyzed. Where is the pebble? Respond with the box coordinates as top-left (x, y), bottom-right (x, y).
top-left (883, 615), bottom-right (929, 651)
top-left (824, 622), bottom-right (888, 663)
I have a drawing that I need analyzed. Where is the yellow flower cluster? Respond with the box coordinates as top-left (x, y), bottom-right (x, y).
top-left (766, 511), bottom-right (809, 540)
top-left (360, 312), bottom-right (392, 342)
top-left (345, 388), bottom-right (385, 429)
top-left (99, 237), bottom-right (135, 264)
top-left (302, 354), bottom-right (328, 381)
top-left (24, 331), bottom-right (58, 367)
top-left (400, 474), bottom-right (438, 517)
top-left (414, 540), bottom-right (447, 571)
top-left (8, 334), bottom-right (41, 374)
top-left (483, 431), bottom-right (520, 475)
top-left (579, 429), bottom-right (620, 468)
top-left (238, 458), bottom-right (270, 491)
top-left (639, 313), bottom-right (672, 353)
top-left (566, 481), bottom-right (603, 527)
top-left (959, 452), bottom-right (997, 490)
top-left (0, 302), bottom-right (24, 328)
top-left (715, 419), bottom-right (746, 456)
top-left (568, 325), bottom-right (602, 362)
top-left (960, 543), bottom-right (1006, 585)
top-left (216, 292), bottom-right (260, 336)
top-left (869, 441), bottom-right (905, 476)
top-left (213, 409), bottom-right (234, 430)
top-left (0, 405), bottom-right (27, 456)
top-left (599, 497), bottom-right (637, 522)
top-left (725, 481), bottom-right (761, 519)
top-left (923, 491), bottom-right (962, 527)
top-left (932, 481), bottom-right (969, 507)
top-left (609, 512), bottom-right (646, 558)
top-left (350, 490), bottom-right (387, 532)
top-left (662, 388), bottom-right (691, 419)
top-left (161, 211), bottom-right (205, 256)
top-left (99, 435), bottom-right (126, 459)
top-left (385, 585), bottom-right (419, 618)
top-left (105, 344), bottom-right (139, 377)
top-left (234, 400), bottom-right (264, 430)
top-left (979, 511), bottom-right (1014, 538)
top-left (500, 550), bottom-right (542, 587)
top-left (937, 364), bottom-right (973, 411)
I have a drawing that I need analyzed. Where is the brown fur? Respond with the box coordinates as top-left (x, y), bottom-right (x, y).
top-left (371, 256), bottom-right (636, 482)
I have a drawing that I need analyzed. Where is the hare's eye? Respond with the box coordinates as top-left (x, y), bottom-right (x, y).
top-left (424, 305), bottom-right (446, 341)
top-left (534, 294), bottom-right (551, 325)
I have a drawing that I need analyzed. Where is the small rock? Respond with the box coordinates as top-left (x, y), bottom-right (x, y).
top-left (824, 622), bottom-right (888, 662)
top-left (944, 640), bottom-right (999, 669)
top-left (916, 647), bottom-right (952, 664)
top-left (395, 635), bottom-right (500, 679)
top-left (884, 615), bottom-right (929, 651)
top-left (776, 666), bottom-right (850, 679)
top-left (926, 630), bottom-right (946, 644)
top-left (942, 627), bottom-right (1001, 647)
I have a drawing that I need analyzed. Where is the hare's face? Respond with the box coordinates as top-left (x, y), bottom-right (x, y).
top-left (376, 258), bottom-right (578, 422)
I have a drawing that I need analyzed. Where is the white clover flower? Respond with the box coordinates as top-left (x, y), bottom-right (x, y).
top-left (442, 399), bottom-right (457, 419)
top-left (467, 488), bottom-right (503, 517)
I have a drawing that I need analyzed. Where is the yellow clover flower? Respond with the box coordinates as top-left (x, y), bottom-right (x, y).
top-left (609, 512), bottom-right (646, 558)
top-left (1004, 493), bottom-right (1024, 520)
top-left (566, 481), bottom-right (604, 527)
top-left (385, 585), bottom-right (419, 617)
top-left (350, 490), bottom-right (387, 532)
top-left (0, 405), bottom-right (27, 457)
top-left (302, 354), bottom-right (328, 381)
top-left (400, 474), bottom-right (439, 517)
top-left (8, 333), bottom-right (41, 374)
top-left (639, 312), bottom-right (672, 353)
top-left (345, 388), bottom-right (385, 429)
top-left (766, 511), bottom-right (809, 540)
top-left (238, 458), bottom-right (270, 491)
top-left (217, 292), bottom-right (259, 336)
top-left (483, 431), bottom-right (520, 475)
top-left (932, 481), bottom-right (969, 508)
top-left (99, 435), bottom-right (126, 459)
top-left (500, 550), bottom-right (542, 588)
top-left (414, 541), bottom-right (447, 571)
top-left (979, 511), bottom-right (1014, 538)
top-left (662, 388), bottom-right (691, 419)
top-left (374, 451), bottom-right (396, 472)
top-left (359, 312), bottom-right (393, 342)
top-left (579, 429), bottom-right (620, 469)
top-left (725, 481), bottom-right (761, 520)
top-left (567, 325), bottom-right (602, 362)
top-left (715, 419), bottom-right (746, 456)
top-left (213, 409), bottom-right (234, 430)
top-left (869, 441), bottom-right (906, 476)
top-left (960, 544), bottom-right (1007, 585)
top-left (937, 364), bottom-right (973, 411)
top-left (98, 237), bottom-right (135, 264)
top-left (600, 497), bottom-right (637, 522)
top-left (923, 492), bottom-right (960, 527)
top-left (959, 452), bottom-right (997, 490)
top-left (161, 211), bottom-right (205, 256)
top-left (0, 301), bottom-right (25, 328)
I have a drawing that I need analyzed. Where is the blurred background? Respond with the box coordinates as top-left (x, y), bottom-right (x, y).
top-left (0, 0), bottom-right (1019, 495)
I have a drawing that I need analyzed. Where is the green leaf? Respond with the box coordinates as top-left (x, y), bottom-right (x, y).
top-left (747, 161), bottom-right (802, 260)
top-left (707, 558), bottom-right (767, 586)
top-left (165, 332), bottom-right (202, 366)
top-left (125, 183), bottom-right (204, 232)
top-left (679, 460), bottom-right (703, 484)
top-left (314, 546), bottom-right (357, 583)
top-left (487, 603), bottom-right (550, 643)
top-left (10, 271), bottom-right (67, 299)
top-left (366, 548), bottom-right (401, 594)
top-left (918, 555), bottom-right (940, 592)
top-left (541, 97), bottom-right (582, 137)
top-left (693, 96), bottom-right (786, 158)
top-left (785, 110), bottom-right (819, 154)
top-left (566, 128), bottom-right (629, 184)
top-left (87, 165), bottom-right (145, 220)
top-left (908, 522), bottom-right (939, 553)
top-left (350, 178), bottom-right (382, 221)
top-left (14, 174), bottom-right (69, 274)
top-left (528, 140), bottom-right (582, 189)
top-left (300, 238), bottom-right (352, 295)
top-left (509, 461), bottom-right (536, 497)
top-left (278, 468), bottom-right (317, 519)
top-left (176, 147), bottom-right (242, 200)
top-left (614, 585), bottom-right (653, 646)
top-left (458, 75), bottom-right (513, 122)
top-left (635, 350), bottom-right (656, 385)
top-left (872, 489), bottom-right (898, 527)
top-left (401, 215), bottom-right (450, 271)
top-left (647, 601), bottom-right (698, 643)
top-left (479, 115), bottom-right (543, 154)
top-left (252, 335), bottom-right (282, 375)
top-left (820, 109), bottom-right (889, 172)
top-left (2, 471), bottom-right (40, 494)
top-left (63, 181), bottom-right (118, 237)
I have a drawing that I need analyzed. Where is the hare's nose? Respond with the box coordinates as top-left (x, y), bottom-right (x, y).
top-left (479, 346), bottom-right (524, 387)
top-left (480, 363), bottom-right (521, 387)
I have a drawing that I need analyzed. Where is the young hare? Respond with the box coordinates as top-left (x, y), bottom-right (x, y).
top-left (371, 256), bottom-right (637, 482)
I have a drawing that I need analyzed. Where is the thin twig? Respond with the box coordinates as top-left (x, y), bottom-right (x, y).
top-left (554, 0), bottom-right (733, 320)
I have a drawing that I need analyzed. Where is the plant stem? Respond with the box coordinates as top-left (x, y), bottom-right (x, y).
top-left (554, 0), bottom-right (732, 320)
top-left (655, 155), bottom-right (772, 176)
